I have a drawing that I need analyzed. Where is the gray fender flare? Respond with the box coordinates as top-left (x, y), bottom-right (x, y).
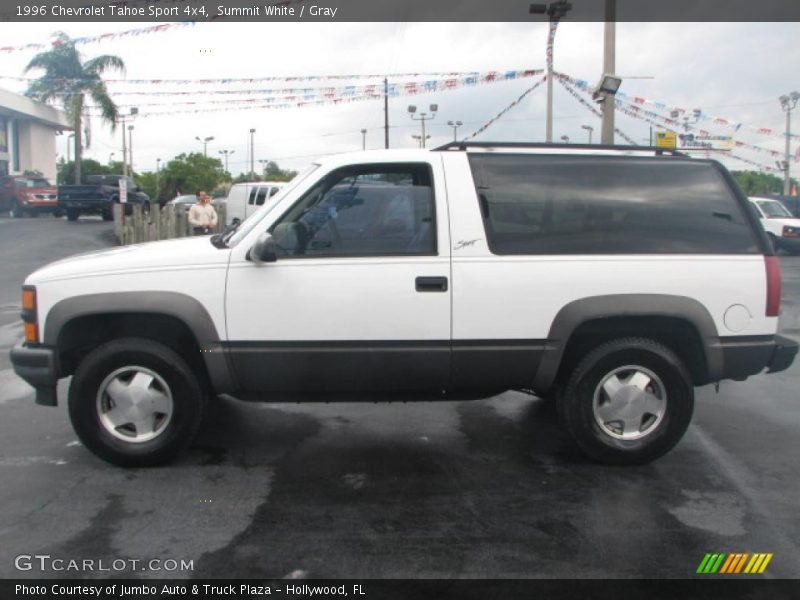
top-left (532, 294), bottom-right (721, 391)
top-left (44, 291), bottom-right (235, 393)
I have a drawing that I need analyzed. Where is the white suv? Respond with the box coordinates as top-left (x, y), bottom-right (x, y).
top-left (11, 143), bottom-right (798, 467)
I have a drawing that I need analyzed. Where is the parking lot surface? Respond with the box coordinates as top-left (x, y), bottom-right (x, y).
top-left (0, 216), bottom-right (798, 579)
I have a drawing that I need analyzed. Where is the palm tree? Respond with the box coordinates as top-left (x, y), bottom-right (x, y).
top-left (24, 32), bottom-right (125, 184)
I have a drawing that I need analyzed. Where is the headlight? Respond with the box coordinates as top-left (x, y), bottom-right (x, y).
top-left (782, 226), bottom-right (800, 238)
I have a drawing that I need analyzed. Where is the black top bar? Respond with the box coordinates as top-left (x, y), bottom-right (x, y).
top-left (432, 141), bottom-right (688, 157)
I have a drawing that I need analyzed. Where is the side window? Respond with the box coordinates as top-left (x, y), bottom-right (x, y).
top-left (270, 163), bottom-right (435, 257)
top-left (269, 186), bottom-right (281, 198)
top-left (247, 187), bottom-right (257, 206)
top-left (255, 186), bottom-right (268, 206)
top-left (468, 154), bottom-right (759, 255)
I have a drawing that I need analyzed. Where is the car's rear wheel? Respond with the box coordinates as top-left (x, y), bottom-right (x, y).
top-left (10, 205), bottom-right (26, 218)
top-left (68, 338), bottom-right (206, 467)
top-left (558, 337), bottom-right (694, 465)
top-left (66, 208), bottom-right (79, 221)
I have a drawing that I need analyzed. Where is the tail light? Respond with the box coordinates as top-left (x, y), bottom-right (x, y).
top-left (21, 286), bottom-right (39, 344)
top-left (765, 256), bottom-right (782, 317)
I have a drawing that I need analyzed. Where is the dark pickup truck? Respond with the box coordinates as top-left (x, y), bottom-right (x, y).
top-left (58, 175), bottom-right (150, 221)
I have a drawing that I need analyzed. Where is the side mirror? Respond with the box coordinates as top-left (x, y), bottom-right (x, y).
top-left (249, 232), bottom-right (278, 263)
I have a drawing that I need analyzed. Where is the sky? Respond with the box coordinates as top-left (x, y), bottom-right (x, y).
top-left (1, 21), bottom-right (799, 177)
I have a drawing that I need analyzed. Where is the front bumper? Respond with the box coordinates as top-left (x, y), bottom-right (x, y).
top-left (9, 342), bottom-right (59, 406)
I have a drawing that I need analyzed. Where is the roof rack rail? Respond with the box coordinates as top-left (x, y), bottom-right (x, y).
top-left (432, 141), bottom-right (688, 157)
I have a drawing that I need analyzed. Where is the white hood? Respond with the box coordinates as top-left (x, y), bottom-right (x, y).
top-left (766, 217), bottom-right (800, 230)
top-left (27, 236), bottom-right (230, 284)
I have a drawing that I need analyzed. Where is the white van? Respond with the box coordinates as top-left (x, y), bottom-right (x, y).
top-left (225, 181), bottom-right (285, 225)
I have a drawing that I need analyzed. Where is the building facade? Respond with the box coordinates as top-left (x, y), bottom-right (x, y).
top-left (0, 88), bottom-right (71, 183)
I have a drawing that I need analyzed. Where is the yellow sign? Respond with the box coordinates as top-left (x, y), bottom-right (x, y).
top-left (655, 131), bottom-right (677, 148)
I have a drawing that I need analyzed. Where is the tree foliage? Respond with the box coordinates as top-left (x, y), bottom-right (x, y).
top-left (158, 152), bottom-right (226, 200)
top-left (232, 161), bottom-right (298, 183)
top-left (731, 170), bottom-right (796, 196)
top-left (56, 158), bottom-right (124, 185)
top-left (24, 32), bottom-right (124, 184)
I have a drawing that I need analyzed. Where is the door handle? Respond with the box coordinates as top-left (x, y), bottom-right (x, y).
top-left (416, 276), bottom-right (448, 292)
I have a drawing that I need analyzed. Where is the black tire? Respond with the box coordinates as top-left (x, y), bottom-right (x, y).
top-left (66, 208), bottom-right (79, 221)
top-left (10, 205), bottom-right (25, 218)
top-left (557, 337), bottom-right (694, 465)
top-left (53, 209), bottom-right (65, 218)
top-left (68, 337), bottom-right (206, 467)
top-left (102, 209), bottom-right (114, 221)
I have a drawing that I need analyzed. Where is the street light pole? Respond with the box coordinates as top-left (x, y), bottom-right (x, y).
top-left (258, 159), bottom-right (269, 178)
top-left (219, 149), bottom-right (234, 173)
top-left (249, 128), bottom-right (256, 179)
top-left (156, 158), bottom-right (161, 203)
top-left (447, 120), bottom-right (463, 141)
top-left (109, 152), bottom-right (115, 165)
top-left (119, 107), bottom-right (137, 177)
top-left (195, 135), bottom-right (214, 157)
top-left (581, 124), bottom-right (594, 143)
top-left (128, 125), bottom-right (134, 174)
top-left (408, 104), bottom-right (438, 148)
top-left (361, 128), bottom-right (367, 150)
top-left (780, 92), bottom-right (800, 195)
top-left (601, 0), bottom-right (616, 144)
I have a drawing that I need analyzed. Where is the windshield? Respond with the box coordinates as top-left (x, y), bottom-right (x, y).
top-left (756, 200), bottom-right (793, 218)
top-left (224, 163), bottom-right (321, 247)
top-left (16, 178), bottom-right (51, 188)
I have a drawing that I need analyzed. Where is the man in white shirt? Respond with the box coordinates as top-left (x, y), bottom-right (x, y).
top-left (188, 190), bottom-right (218, 235)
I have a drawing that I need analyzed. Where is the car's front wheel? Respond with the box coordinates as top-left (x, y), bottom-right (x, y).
top-left (558, 337), bottom-right (694, 465)
top-left (66, 208), bottom-right (79, 221)
top-left (68, 338), bottom-right (206, 467)
top-left (10, 205), bottom-right (26, 218)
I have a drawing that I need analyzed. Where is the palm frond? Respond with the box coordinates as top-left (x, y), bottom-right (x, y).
top-left (84, 55), bottom-right (125, 77)
top-left (90, 83), bottom-right (120, 131)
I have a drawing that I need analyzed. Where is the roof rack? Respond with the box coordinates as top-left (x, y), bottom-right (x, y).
top-left (432, 141), bottom-right (688, 157)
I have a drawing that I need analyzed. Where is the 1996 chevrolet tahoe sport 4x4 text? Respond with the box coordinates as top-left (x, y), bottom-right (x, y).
top-left (10, 142), bottom-right (799, 467)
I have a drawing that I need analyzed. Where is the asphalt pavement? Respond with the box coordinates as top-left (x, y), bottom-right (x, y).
top-left (0, 214), bottom-right (798, 580)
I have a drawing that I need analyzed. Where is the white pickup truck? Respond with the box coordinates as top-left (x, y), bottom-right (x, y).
top-left (11, 143), bottom-right (798, 467)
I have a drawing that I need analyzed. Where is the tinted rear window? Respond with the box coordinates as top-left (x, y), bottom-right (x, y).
top-left (468, 155), bottom-right (758, 255)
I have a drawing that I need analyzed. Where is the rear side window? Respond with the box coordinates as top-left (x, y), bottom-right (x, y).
top-left (468, 155), bottom-right (759, 255)
top-left (248, 187), bottom-right (257, 205)
top-left (255, 187), bottom-right (268, 206)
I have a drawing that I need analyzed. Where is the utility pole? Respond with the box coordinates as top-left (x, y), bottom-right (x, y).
top-left (780, 92), bottom-right (799, 195)
top-left (384, 78), bottom-right (389, 149)
top-left (67, 133), bottom-right (74, 164)
top-left (531, 1), bottom-right (573, 143)
top-left (601, 0), bottom-right (616, 144)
